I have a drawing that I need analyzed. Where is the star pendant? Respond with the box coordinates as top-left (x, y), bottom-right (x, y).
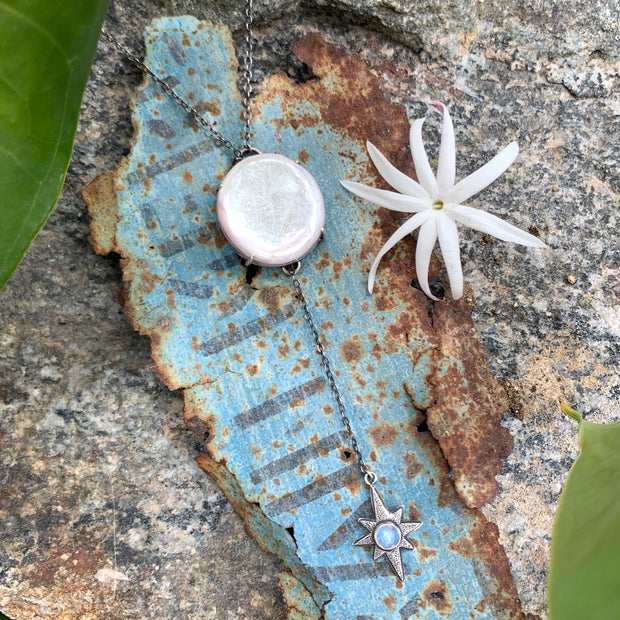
top-left (354, 485), bottom-right (422, 581)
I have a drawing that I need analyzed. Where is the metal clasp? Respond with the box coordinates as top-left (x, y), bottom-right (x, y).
top-left (282, 261), bottom-right (301, 276)
top-left (364, 471), bottom-right (378, 487)
top-left (233, 146), bottom-right (261, 164)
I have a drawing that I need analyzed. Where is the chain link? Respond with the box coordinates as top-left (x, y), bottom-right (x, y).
top-left (286, 268), bottom-right (375, 484)
top-left (101, 0), bottom-right (256, 158)
top-left (242, 0), bottom-right (254, 150)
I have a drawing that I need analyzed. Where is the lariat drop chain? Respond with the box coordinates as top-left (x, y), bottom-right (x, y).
top-left (284, 265), bottom-right (376, 487)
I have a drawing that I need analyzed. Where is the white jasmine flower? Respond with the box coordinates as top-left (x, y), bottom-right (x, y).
top-left (340, 102), bottom-right (546, 300)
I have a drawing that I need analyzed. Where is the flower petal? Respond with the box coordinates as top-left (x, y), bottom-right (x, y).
top-left (436, 211), bottom-right (463, 299)
top-left (368, 211), bottom-right (431, 294)
top-left (340, 180), bottom-right (428, 213)
top-left (447, 203), bottom-right (547, 247)
top-left (415, 215), bottom-right (439, 300)
top-left (410, 118), bottom-right (439, 199)
top-left (366, 141), bottom-right (429, 199)
top-left (444, 141), bottom-right (519, 204)
top-left (430, 102), bottom-right (456, 194)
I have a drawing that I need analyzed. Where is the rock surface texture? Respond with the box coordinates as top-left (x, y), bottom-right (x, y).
top-left (0, 0), bottom-right (618, 618)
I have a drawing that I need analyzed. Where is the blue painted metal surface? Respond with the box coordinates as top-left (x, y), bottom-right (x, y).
top-left (112, 18), bottom-right (522, 619)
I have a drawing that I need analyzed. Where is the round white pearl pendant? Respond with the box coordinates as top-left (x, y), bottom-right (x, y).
top-left (217, 153), bottom-right (325, 267)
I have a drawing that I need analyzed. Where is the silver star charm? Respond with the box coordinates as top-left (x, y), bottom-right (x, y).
top-left (354, 485), bottom-right (422, 581)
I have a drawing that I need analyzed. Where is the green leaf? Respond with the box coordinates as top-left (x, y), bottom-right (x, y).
top-left (0, 0), bottom-right (109, 290)
top-left (549, 403), bottom-right (620, 619)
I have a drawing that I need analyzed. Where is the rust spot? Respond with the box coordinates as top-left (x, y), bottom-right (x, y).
top-left (315, 251), bottom-right (330, 271)
top-left (416, 542), bottom-right (438, 562)
top-left (290, 33), bottom-right (413, 177)
top-left (405, 417), bottom-right (458, 509)
top-left (343, 474), bottom-right (361, 497)
top-left (297, 149), bottom-right (309, 164)
top-left (425, 296), bottom-right (513, 508)
top-left (185, 413), bottom-right (214, 443)
top-left (188, 67), bottom-right (196, 76)
top-left (81, 172), bottom-right (120, 256)
top-left (341, 335), bottom-right (361, 363)
top-left (339, 446), bottom-right (354, 463)
top-left (246, 364), bottom-right (258, 376)
top-left (370, 423), bottom-right (397, 447)
top-left (165, 290), bottom-right (176, 310)
top-left (330, 260), bottom-right (343, 280)
top-left (407, 503), bottom-right (422, 522)
top-left (183, 170), bottom-right (193, 183)
top-left (290, 394), bottom-right (306, 409)
top-left (420, 580), bottom-right (451, 616)
top-left (403, 452), bottom-right (422, 479)
top-left (142, 176), bottom-right (151, 191)
top-left (202, 100), bottom-right (222, 117)
top-left (449, 519), bottom-right (531, 618)
top-left (257, 285), bottom-right (288, 317)
top-left (181, 32), bottom-right (191, 46)
top-left (383, 593), bottom-right (397, 612)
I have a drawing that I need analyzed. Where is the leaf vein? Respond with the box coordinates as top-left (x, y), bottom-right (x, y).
top-left (0, 2), bottom-right (69, 63)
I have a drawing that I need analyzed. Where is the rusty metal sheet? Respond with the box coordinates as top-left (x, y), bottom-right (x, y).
top-left (86, 18), bottom-right (525, 618)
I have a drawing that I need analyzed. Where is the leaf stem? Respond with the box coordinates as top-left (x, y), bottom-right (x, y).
top-left (559, 400), bottom-right (583, 423)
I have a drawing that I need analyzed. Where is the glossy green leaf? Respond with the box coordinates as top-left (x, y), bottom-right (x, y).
top-left (548, 403), bottom-right (620, 619)
top-left (0, 0), bottom-right (109, 289)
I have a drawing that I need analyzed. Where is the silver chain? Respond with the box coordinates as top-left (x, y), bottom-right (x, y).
top-left (242, 0), bottom-right (254, 150)
top-left (101, 0), bottom-right (256, 160)
top-left (285, 266), bottom-right (376, 486)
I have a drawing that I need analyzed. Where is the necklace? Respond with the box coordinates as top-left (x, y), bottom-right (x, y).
top-left (102, 1), bottom-right (422, 581)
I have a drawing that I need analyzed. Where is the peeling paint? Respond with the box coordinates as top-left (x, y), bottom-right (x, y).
top-left (85, 18), bottom-right (528, 619)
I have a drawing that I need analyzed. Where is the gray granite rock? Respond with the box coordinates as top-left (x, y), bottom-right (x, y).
top-left (1, 0), bottom-right (618, 617)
